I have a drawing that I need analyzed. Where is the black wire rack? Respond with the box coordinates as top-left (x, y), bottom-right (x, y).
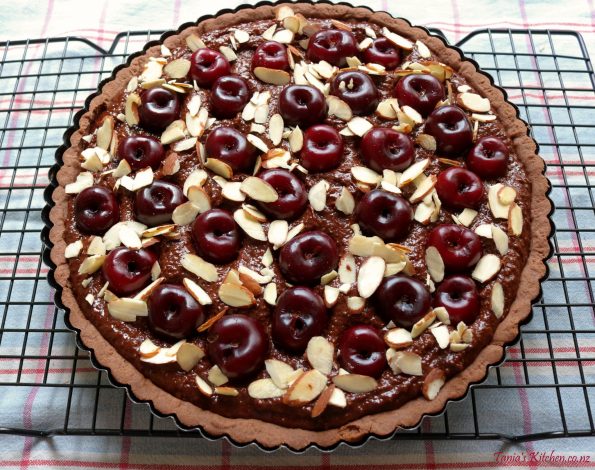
top-left (0, 27), bottom-right (594, 443)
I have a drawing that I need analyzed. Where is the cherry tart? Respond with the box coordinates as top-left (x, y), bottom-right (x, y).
top-left (53, 3), bottom-right (548, 451)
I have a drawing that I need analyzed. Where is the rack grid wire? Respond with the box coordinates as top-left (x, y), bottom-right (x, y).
top-left (0, 28), bottom-right (594, 443)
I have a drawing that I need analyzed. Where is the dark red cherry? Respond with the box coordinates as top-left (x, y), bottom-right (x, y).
top-left (339, 325), bottom-right (387, 377)
top-left (189, 48), bottom-right (231, 88)
top-left (272, 287), bottom-right (327, 353)
top-left (355, 189), bottom-right (413, 242)
top-left (257, 169), bottom-right (307, 220)
top-left (279, 231), bottom-right (339, 285)
top-left (434, 275), bottom-right (480, 324)
top-left (138, 87), bottom-right (180, 133)
top-left (360, 128), bottom-right (414, 172)
top-left (467, 136), bottom-right (509, 178)
top-left (427, 224), bottom-right (482, 272)
top-left (394, 74), bottom-right (445, 117)
top-left (118, 135), bottom-right (165, 171)
top-left (424, 105), bottom-right (473, 156)
top-left (435, 167), bottom-right (484, 210)
top-left (306, 29), bottom-right (358, 66)
top-left (205, 127), bottom-right (257, 172)
top-left (301, 124), bottom-right (344, 172)
top-left (148, 284), bottom-right (205, 341)
top-left (191, 209), bottom-right (241, 264)
top-left (251, 41), bottom-right (289, 71)
top-left (330, 71), bottom-right (379, 115)
top-left (74, 186), bottom-right (119, 235)
top-left (363, 37), bottom-right (401, 70)
top-left (207, 314), bottom-right (268, 379)
top-left (135, 180), bottom-right (185, 226)
top-left (210, 75), bottom-right (250, 119)
top-left (278, 85), bottom-right (327, 128)
top-left (102, 247), bottom-right (157, 296)
top-left (374, 274), bottom-right (431, 328)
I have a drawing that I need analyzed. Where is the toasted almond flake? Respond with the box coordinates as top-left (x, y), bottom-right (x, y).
top-left (234, 208), bottom-right (267, 241)
top-left (65, 240), bottom-right (83, 258)
top-left (471, 113), bottom-right (497, 122)
top-left (306, 336), bottom-right (334, 375)
top-left (183, 169), bottom-right (207, 195)
top-left (185, 33), bottom-right (206, 51)
top-left (307, 179), bottom-right (328, 212)
top-left (240, 176), bottom-right (278, 203)
top-left (124, 92), bottom-right (141, 126)
top-left (162, 58), bottom-right (190, 80)
top-left (431, 307), bottom-right (449, 326)
top-left (415, 40), bottom-right (431, 58)
top-left (384, 328), bottom-right (413, 349)
top-left (394, 351), bottom-right (423, 376)
top-left (319, 270), bottom-right (337, 286)
top-left (382, 27), bottom-right (413, 50)
top-left (349, 235), bottom-right (408, 264)
top-left (249, 378), bottom-right (285, 399)
top-left (401, 105), bottom-right (423, 124)
top-left (258, 283), bottom-right (275, 306)
top-left (107, 297), bottom-right (147, 322)
top-left (171, 201), bottom-right (199, 225)
top-left (285, 127), bottom-right (303, 154)
top-left (285, 222), bottom-right (304, 244)
top-left (456, 208), bottom-right (478, 227)
top-left (471, 254), bottom-right (501, 283)
top-left (182, 278), bottom-right (212, 306)
top-left (176, 342), bottom-right (205, 372)
top-left (132, 277), bottom-right (164, 302)
top-left (111, 159), bottom-right (132, 179)
top-left (283, 369), bottom-right (327, 405)
top-left (254, 104), bottom-right (269, 124)
top-left (457, 92), bottom-right (491, 113)
top-left (218, 282), bottom-right (255, 308)
top-left (171, 137), bottom-right (196, 153)
top-left (425, 246), bottom-right (445, 283)
top-left (65, 171), bottom-right (94, 194)
top-left (334, 186), bottom-right (355, 215)
top-left (307, 277), bottom-right (331, 302)
top-left (333, 373), bottom-right (377, 393)
top-left (118, 225), bottom-right (142, 250)
top-left (260, 360), bottom-right (293, 391)
top-left (195, 376), bottom-right (213, 396)
top-left (450, 342), bottom-right (469, 352)
top-left (142, 224), bottom-right (176, 239)
top-left (347, 116), bottom-right (373, 137)
top-left (203, 365), bottom-right (228, 387)
top-left (339, 284), bottom-right (351, 294)
top-left (84, 293), bottom-right (94, 305)
top-left (264, 220), bottom-right (287, 249)
top-left (253, 66), bottom-right (291, 85)
top-left (431, 324), bottom-right (450, 349)
top-left (264, 114), bottom-right (283, 147)
top-left (347, 296), bottom-right (365, 313)
top-left (423, 369), bottom-right (445, 400)
top-left (96, 116), bottom-right (114, 150)
top-left (245, 134), bottom-right (269, 154)
top-left (491, 282), bottom-right (505, 318)
top-left (474, 223), bottom-right (494, 239)
top-left (212, 386), bottom-right (237, 397)
top-left (242, 203), bottom-right (268, 223)
top-left (181, 253), bottom-right (218, 282)
top-left (508, 203), bottom-right (523, 236)
top-left (311, 384), bottom-right (335, 417)
top-left (351, 166), bottom-right (381, 185)
top-left (139, 339), bottom-right (160, 358)
top-left (399, 158), bottom-right (430, 187)
top-left (215, 181), bottom-right (243, 202)
top-left (338, 254), bottom-right (356, 285)
top-left (160, 119), bottom-right (186, 145)
top-left (186, 108), bottom-right (208, 138)
top-left (384, 261), bottom-right (406, 277)
top-left (411, 311), bottom-right (437, 338)
top-left (238, 266), bottom-right (271, 285)
top-left (415, 133), bottom-right (437, 152)
top-left (488, 183), bottom-right (511, 219)
top-left (237, 272), bottom-right (263, 296)
top-left (78, 254), bottom-right (106, 275)
top-left (357, 256), bottom-right (386, 299)
top-left (491, 224), bottom-right (509, 256)
top-left (498, 185), bottom-right (517, 205)
top-left (261, 249), bottom-right (274, 268)
top-left (409, 174), bottom-right (437, 204)
top-left (205, 158), bottom-right (233, 179)
top-left (326, 95), bottom-right (353, 121)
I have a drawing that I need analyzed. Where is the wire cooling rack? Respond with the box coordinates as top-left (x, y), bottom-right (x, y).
top-left (0, 27), bottom-right (594, 443)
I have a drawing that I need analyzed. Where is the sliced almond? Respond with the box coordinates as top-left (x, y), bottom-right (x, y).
top-left (425, 246), bottom-right (445, 283)
top-left (308, 179), bottom-right (329, 211)
top-left (456, 208), bottom-right (478, 227)
top-left (498, 185), bottom-right (517, 205)
top-left (181, 253), bottom-right (218, 282)
top-left (263, 282), bottom-right (277, 305)
top-left (240, 176), bottom-right (278, 203)
top-left (160, 119), bottom-right (186, 145)
top-left (338, 254), bottom-right (357, 285)
top-left (349, 235), bottom-right (408, 264)
top-left (384, 328), bottom-right (413, 349)
top-left (196, 308), bottom-right (227, 333)
top-left (205, 158), bottom-right (233, 179)
top-left (283, 369), bottom-right (327, 405)
top-left (163, 58), bottom-right (191, 79)
top-left (268, 219), bottom-right (288, 248)
top-left (133, 277), bottom-right (165, 301)
top-left (351, 166), bottom-right (381, 185)
top-left (182, 278), bottom-right (212, 305)
top-left (488, 183), bottom-right (510, 219)
top-left (234, 208), bottom-right (267, 241)
top-left (423, 369), bottom-right (445, 400)
top-left (399, 158), bottom-right (430, 187)
top-left (327, 95), bottom-right (353, 121)
top-left (333, 374), bottom-right (377, 393)
top-left (218, 282), bottom-right (255, 308)
top-left (347, 117), bottom-right (373, 137)
top-left (268, 113), bottom-right (284, 146)
top-left (433, 306), bottom-right (451, 325)
top-left (248, 378), bottom-right (285, 399)
top-left (247, 134), bottom-right (269, 153)
top-left (402, 105), bottom-right (423, 125)
top-left (107, 298), bottom-right (147, 322)
top-left (335, 187), bottom-right (355, 215)
top-left (65, 240), bottom-right (83, 258)
top-left (411, 310), bottom-right (436, 338)
top-left (96, 116), bottom-right (114, 150)
top-left (139, 339), bottom-right (160, 358)
top-left (289, 126), bottom-right (304, 152)
top-left (185, 34), bottom-right (206, 51)
top-left (328, 387), bottom-right (347, 408)
top-left (254, 66), bottom-right (291, 85)
top-left (492, 224), bottom-right (509, 256)
top-left (491, 281), bottom-right (505, 318)
top-left (416, 133), bottom-right (437, 152)
top-left (65, 171), bottom-right (94, 194)
top-left (431, 324), bottom-right (450, 349)
top-left (195, 376), bottom-right (213, 396)
top-left (206, 365), bottom-right (229, 386)
top-left (410, 174), bottom-right (437, 204)
top-left (78, 254), bottom-right (106, 275)
top-left (186, 108), bottom-right (208, 137)
top-left (306, 336), bottom-right (334, 375)
top-left (171, 201), bottom-right (200, 226)
top-left (471, 254), bottom-right (501, 283)
top-left (395, 351), bottom-right (423, 376)
top-left (285, 222), bottom-right (304, 243)
top-left (457, 92), bottom-right (490, 113)
top-left (214, 386), bottom-right (238, 397)
top-left (382, 27), bottom-right (413, 50)
top-left (508, 203), bottom-right (523, 236)
top-left (238, 272), bottom-right (262, 296)
top-left (125, 93), bottom-right (141, 126)
top-left (265, 359), bottom-right (295, 390)
top-left (242, 203), bottom-right (268, 223)
top-left (118, 225), bottom-right (142, 250)
top-left (324, 285), bottom-right (340, 308)
top-left (311, 384), bottom-right (335, 418)
top-left (357, 256), bottom-right (386, 298)
top-left (176, 342), bottom-right (205, 371)
top-left (183, 169), bottom-right (208, 195)
top-left (415, 40), bottom-right (431, 58)
top-left (347, 296), bottom-right (365, 313)
top-left (475, 223), bottom-right (494, 239)
top-left (219, 181), bottom-right (244, 202)
top-left (450, 342), bottom-right (469, 352)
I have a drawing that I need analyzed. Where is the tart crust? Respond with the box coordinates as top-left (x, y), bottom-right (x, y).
top-left (48, 2), bottom-right (552, 450)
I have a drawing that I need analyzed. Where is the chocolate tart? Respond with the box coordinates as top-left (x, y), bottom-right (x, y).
top-left (46, 1), bottom-right (552, 450)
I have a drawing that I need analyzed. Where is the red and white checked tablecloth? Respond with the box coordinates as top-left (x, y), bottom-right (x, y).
top-left (1, 0), bottom-right (595, 468)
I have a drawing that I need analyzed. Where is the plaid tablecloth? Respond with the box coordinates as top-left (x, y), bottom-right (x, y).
top-left (1, 0), bottom-right (595, 468)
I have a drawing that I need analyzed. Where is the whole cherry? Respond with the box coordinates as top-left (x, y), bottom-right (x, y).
top-left (257, 169), bottom-right (308, 220)
top-left (272, 287), bottom-right (328, 352)
top-left (191, 208), bottom-right (241, 264)
top-left (434, 275), bottom-right (480, 324)
top-left (74, 186), bottom-right (119, 235)
top-left (278, 85), bottom-right (327, 128)
top-left (435, 167), bottom-right (484, 210)
top-left (138, 87), bottom-right (180, 133)
top-left (301, 124), bottom-right (344, 172)
top-left (207, 314), bottom-right (268, 379)
top-left (424, 105), bottom-right (473, 156)
top-left (355, 189), bottom-right (413, 241)
top-left (427, 224), bottom-right (482, 272)
top-left (306, 29), bottom-right (358, 66)
top-left (360, 127), bottom-right (414, 173)
top-left (205, 127), bottom-right (257, 172)
top-left (148, 284), bottom-right (206, 341)
top-left (279, 231), bottom-right (339, 285)
top-left (330, 70), bottom-right (379, 116)
top-left (189, 48), bottom-right (231, 88)
top-left (210, 75), bottom-right (250, 119)
top-left (363, 37), bottom-right (401, 70)
top-left (467, 136), bottom-right (509, 178)
top-left (102, 247), bottom-right (157, 296)
top-left (394, 74), bottom-right (445, 117)
top-left (118, 135), bottom-right (165, 171)
top-left (339, 325), bottom-right (387, 377)
top-left (374, 274), bottom-right (431, 328)
top-left (135, 180), bottom-right (185, 226)
top-left (251, 41), bottom-right (289, 71)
